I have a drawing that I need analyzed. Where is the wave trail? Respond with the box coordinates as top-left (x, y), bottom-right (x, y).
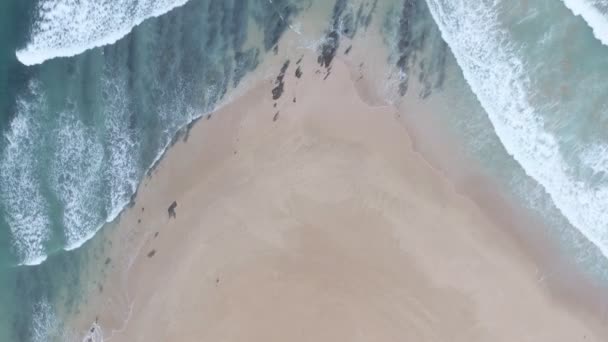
top-left (16, 0), bottom-right (191, 66)
top-left (0, 84), bottom-right (50, 266)
top-left (561, 0), bottom-right (608, 46)
top-left (425, 0), bottom-right (608, 259)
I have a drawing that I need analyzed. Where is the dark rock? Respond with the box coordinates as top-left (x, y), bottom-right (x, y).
top-left (168, 201), bottom-right (177, 218)
top-left (317, 30), bottom-right (340, 68)
top-left (273, 112), bottom-right (280, 122)
top-left (295, 66), bottom-right (303, 78)
top-left (323, 66), bottom-right (332, 80)
top-left (271, 60), bottom-right (290, 100)
top-left (394, 0), bottom-right (417, 96)
top-left (317, 0), bottom-right (365, 68)
top-left (272, 84), bottom-right (284, 100)
top-left (340, 12), bottom-right (356, 39)
top-left (147, 250), bottom-right (156, 258)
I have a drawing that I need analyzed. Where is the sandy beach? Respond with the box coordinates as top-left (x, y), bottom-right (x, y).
top-left (73, 54), bottom-right (608, 341)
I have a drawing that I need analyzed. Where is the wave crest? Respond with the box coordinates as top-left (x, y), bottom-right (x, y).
top-left (425, 0), bottom-right (608, 258)
top-left (16, 0), bottom-right (191, 66)
top-left (561, 0), bottom-right (608, 46)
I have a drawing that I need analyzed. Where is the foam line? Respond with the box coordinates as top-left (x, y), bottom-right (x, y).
top-left (425, 0), bottom-right (608, 259)
top-left (16, 0), bottom-right (191, 66)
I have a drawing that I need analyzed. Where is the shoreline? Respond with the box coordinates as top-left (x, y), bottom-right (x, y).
top-left (67, 51), bottom-right (608, 341)
top-left (392, 72), bottom-right (608, 319)
top-left (342, 29), bottom-right (608, 320)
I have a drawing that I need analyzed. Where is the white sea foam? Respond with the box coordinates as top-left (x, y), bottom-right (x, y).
top-left (581, 144), bottom-right (608, 176)
top-left (561, 0), bottom-right (608, 46)
top-left (31, 299), bottom-right (58, 342)
top-left (51, 111), bottom-right (105, 249)
top-left (62, 77), bottom-right (140, 252)
top-left (0, 85), bottom-right (50, 266)
top-left (102, 78), bottom-right (139, 226)
top-left (16, 0), bottom-right (191, 66)
top-left (425, 0), bottom-right (608, 258)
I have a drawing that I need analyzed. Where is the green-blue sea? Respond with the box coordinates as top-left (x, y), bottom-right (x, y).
top-left (2, 0), bottom-right (608, 340)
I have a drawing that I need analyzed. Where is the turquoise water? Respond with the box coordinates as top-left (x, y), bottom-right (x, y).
top-left (2, 0), bottom-right (608, 340)
top-left (0, 0), bottom-right (302, 339)
top-left (422, 0), bottom-right (608, 272)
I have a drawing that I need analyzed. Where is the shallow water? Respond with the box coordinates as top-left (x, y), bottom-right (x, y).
top-left (422, 0), bottom-right (608, 272)
top-left (0, 0), bottom-right (302, 339)
top-left (2, 0), bottom-right (608, 340)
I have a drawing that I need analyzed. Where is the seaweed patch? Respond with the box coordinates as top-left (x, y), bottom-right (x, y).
top-left (272, 60), bottom-right (290, 100)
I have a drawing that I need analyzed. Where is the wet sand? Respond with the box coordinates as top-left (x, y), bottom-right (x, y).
top-left (74, 54), bottom-right (608, 341)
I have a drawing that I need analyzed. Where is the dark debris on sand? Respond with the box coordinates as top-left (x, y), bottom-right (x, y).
top-left (316, 0), bottom-right (380, 76)
top-left (168, 201), bottom-right (177, 219)
top-left (323, 66), bottom-right (332, 80)
top-left (317, 0), bottom-right (349, 69)
top-left (272, 60), bottom-right (290, 100)
top-left (147, 250), bottom-right (156, 258)
top-left (390, 0), bottom-right (448, 98)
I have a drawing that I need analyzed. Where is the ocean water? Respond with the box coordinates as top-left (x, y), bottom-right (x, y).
top-left (422, 0), bottom-right (608, 271)
top-left (1, 0), bottom-right (608, 340)
top-left (0, 0), bottom-right (301, 340)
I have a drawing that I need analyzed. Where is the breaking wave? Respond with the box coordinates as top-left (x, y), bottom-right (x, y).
top-left (425, 0), bottom-right (608, 259)
top-left (16, 0), bottom-right (191, 65)
top-left (561, 0), bottom-right (608, 46)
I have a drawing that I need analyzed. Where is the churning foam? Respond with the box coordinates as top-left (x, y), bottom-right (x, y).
top-left (63, 76), bottom-right (140, 252)
top-left (0, 85), bottom-right (50, 266)
top-left (51, 110), bottom-right (105, 250)
top-left (561, 0), bottom-right (608, 46)
top-left (100, 76), bottom-right (139, 234)
top-left (16, 0), bottom-right (191, 66)
top-left (31, 299), bottom-right (58, 342)
top-left (425, 0), bottom-right (608, 258)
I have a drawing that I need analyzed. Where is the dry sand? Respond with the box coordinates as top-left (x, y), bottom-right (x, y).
top-left (76, 54), bottom-right (608, 341)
